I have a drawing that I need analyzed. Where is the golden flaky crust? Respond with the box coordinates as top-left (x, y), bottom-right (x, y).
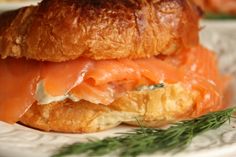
top-left (0, 0), bottom-right (199, 62)
top-left (20, 84), bottom-right (198, 133)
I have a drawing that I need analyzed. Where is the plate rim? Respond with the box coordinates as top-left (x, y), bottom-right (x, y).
top-left (0, 1), bottom-right (41, 12)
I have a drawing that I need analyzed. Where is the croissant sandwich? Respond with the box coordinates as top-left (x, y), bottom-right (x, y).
top-left (0, 0), bottom-right (229, 133)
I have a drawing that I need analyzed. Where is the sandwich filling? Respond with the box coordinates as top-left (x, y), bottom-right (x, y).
top-left (0, 46), bottom-right (229, 123)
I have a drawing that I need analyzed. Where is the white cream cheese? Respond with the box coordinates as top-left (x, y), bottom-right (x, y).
top-left (137, 83), bottom-right (165, 91)
top-left (35, 80), bottom-right (80, 105)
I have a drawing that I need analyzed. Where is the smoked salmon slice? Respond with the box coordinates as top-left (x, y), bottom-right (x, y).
top-left (136, 57), bottom-right (184, 84)
top-left (0, 59), bottom-right (40, 123)
top-left (85, 59), bottom-right (141, 85)
top-left (41, 58), bottom-right (93, 96)
top-left (70, 82), bottom-right (115, 105)
top-left (0, 46), bottom-right (229, 123)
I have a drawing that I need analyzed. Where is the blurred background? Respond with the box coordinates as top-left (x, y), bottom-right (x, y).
top-left (0, 0), bottom-right (236, 15)
top-left (0, 0), bottom-right (40, 12)
top-left (1, 0), bottom-right (235, 20)
top-left (193, 0), bottom-right (236, 19)
top-left (0, 0), bottom-right (236, 18)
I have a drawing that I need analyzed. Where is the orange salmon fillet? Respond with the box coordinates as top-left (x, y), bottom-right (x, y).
top-left (0, 46), bottom-right (229, 123)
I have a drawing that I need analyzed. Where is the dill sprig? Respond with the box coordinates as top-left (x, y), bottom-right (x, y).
top-left (52, 107), bottom-right (236, 157)
top-left (204, 13), bottom-right (236, 20)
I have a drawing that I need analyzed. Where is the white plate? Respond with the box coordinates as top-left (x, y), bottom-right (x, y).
top-left (0, 21), bottom-right (236, 157)
top-left (0, 0), bottom-right (41, 12)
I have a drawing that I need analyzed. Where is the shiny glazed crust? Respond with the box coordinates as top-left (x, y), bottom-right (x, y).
top-left (20, 84), bottom-right (197, 133)
top-left (0, 0), bottom-right (199, 62)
